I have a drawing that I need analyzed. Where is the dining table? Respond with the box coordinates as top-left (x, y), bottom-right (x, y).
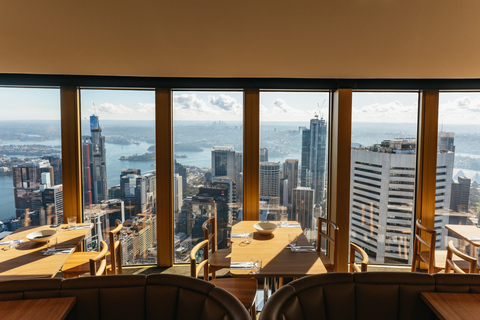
top-left (0, 223), bottom-right (93, 281)
top-left (0, 297), bottom-right (76, 320)
top-left (229, 220), bottom-right (327, 303)
top-left (421, 292), bottom-right (480, 320)
top-left (445, 224), bottom-right (480, 256)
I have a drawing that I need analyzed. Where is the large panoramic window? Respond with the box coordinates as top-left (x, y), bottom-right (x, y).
top-left (172, 91), bottom-right (243, 263)
top-left (259, 91), bottom-right (329, 244)
top-left (0, 87), bottom-right (62, 234)
top-left (437, 92), bottom-right (480, 257)
top-left (80, 89), bottom-right (156, 265)
top-left (349, 92), bottom-right (419, 264)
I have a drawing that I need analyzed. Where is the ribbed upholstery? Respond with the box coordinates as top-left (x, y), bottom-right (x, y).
top-left (260, 272), bottom-right (480, 320)
top-left (0, 274), bottom-right (250, 320)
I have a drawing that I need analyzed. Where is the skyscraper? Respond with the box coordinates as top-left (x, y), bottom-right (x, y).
top-left (259, 162), bottom-right (280, 198)
top-left (292, 187), bottom-right (315, 229)
top-left (450, 176), bottom-right (470, 212)
top-left (283, 159), bottom-right (299, 204)
top-left (211, 146), bottom-right (236, 179)
top-left (300, 116), bottom-right (327, 205)
top-left (84, 115), bottom-right (108, 204)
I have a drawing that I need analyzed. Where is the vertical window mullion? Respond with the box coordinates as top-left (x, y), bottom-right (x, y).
top-left (244, 89), bottom-right (260, 220)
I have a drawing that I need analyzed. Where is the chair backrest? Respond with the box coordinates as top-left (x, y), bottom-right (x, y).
top-left (350, 242), bottom-right (369, 272)
top-left (317, 217), bottom-right (339, 271)
top-left (445, 240), bottom-right (477, 274)
top-left (109, 219), bottom-right (123, 275)
top-left (411, 219), bottom-right (437, 274)
top-left (202, 217), bottom-right (217, 255)
top-left (190, 239), bottom-right (209, 280)
top-left (89, 240), bottom-right (108, 276)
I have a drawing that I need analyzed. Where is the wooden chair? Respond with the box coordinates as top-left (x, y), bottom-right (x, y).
top-left (62, 220), bottom-right (123, 278)
top-left (190, 240), bottom-right (257, 320)
top-left (203, 217), bottom-right (230, 279)
top-left (445, 240), bottom-right (478, 274)
top-left (350, 243), bottom-right (369, 272)
top-left (90, 240), bottom-right (108, 276)
top-left (411, 219), bottom-right (447, 274)
top-left (316, 217), bottom-right (339, 272)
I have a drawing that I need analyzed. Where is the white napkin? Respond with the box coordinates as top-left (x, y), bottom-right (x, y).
top-left (283, 224), bottom-right (301, 228)
top-left (72, 225), bottom-right (91, 230)
top-left (468, 237), bottom-right (480, 241)
top-left (291, 246), bottom-right (316, 252)
top-left (230, 262), bottom-right (253, 269)
top-left (230, 234), bottom-right (246, 238)
top-left (43, 248), bottom-right (74, 255)
top-left (0, 239), bottom-right (24, 246)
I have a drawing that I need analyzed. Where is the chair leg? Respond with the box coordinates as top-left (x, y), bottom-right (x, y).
top-left (250, 302), bottom-right (256, 320)
top-left (278, 277), bottom-right (284, 288)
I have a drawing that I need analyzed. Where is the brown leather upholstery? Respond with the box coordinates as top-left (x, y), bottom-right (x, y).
top-left (0, 274), bottom-right (250, 320)
top-left (259, 272), bottom-right (480, 320)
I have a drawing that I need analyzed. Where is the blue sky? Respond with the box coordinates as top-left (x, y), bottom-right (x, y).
top-left (1, 87), bottom-right (479, 124)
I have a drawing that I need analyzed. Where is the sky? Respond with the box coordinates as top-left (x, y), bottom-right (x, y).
top-left (1, 87), bottom-right (480, 124)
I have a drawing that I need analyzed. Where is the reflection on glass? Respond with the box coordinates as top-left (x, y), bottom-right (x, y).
top-left (173, 91), bottom-right (243, 264)
top-left (260, 91), bottom-right (329, 250)
top-left (80, 89), bottom-right (156, 265)
top-left (350, 92), bottom-right (419, 264)
top-left (437, 92), bottom-right (480, 261)
top-left (0, 88), bottom-right (61, 234)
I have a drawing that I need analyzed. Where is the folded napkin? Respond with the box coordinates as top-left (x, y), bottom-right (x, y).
top-left (72, 225), bottom-right (92, 230)
top-left (0, 239), bottom-right (24, 246)
top-left (291, 246), bottom-right (316, 252)
top-left (230, 233), bottom-right (246, 238)
top-left (230, 262), bottom-right (253, 269)
top-left (283, 224), bottom-right (301, 228)
top-left (43, 248), bottom-right (74, 255)
top-left (468, 237), bottom-right (480, 241)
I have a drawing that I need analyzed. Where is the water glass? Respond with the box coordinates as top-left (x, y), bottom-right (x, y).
top-left (244, 230), bottom-right (253, 244)
top-left (280, 213), bottom-right (288, 227)
top-left (67, 216), bottom-right (77, 230)
top-left (47, 237), bottom-right (57, 251)
top-left (251, 257), bottom-right (262, 274)
top-left (288, 233), bottom-right (298, 248)
top-left (304, 228), bottom-right (311, 244)
top-left (9, 235), bottom-right (20, 249)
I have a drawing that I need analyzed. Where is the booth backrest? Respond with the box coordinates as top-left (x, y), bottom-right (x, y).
top-left (0, 274), bottom-right (251, 320)
top-left (260, 272), bottom-right (480, 320)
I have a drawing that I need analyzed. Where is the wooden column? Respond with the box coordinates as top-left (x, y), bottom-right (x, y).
top-left (156, 88), bottom-right (174, 266)
top-left (416, 90), bottom-right (439, 230)
top-left (60, 87), bottom-right (83, 223)
top-left (329, 89), bottom-right (352, 272)
top-left (243, 89), bottom-right (260, 221)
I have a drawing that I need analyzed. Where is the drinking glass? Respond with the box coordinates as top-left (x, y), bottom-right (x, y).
top-left (304, 228), bottom-right (311, 244)
top-left (251, 257), bottom-right (262, 274)
top-left (67, 216), bottom-right (77, 230)
top-left (280, 213), bottom-right (288, 227)
top-left (244, 231), bottom-right (253, 244)
top-left (288, 233), bottom-right (298, 248)
top-left (9, 235), bottom-right (20, 249)
top-left (46, 237), bottom-right (57, 252)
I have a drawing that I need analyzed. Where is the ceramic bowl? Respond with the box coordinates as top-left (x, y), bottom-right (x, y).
top-left (26, 229), bottom-right (58, 243)
top-left (254, 222), bottom-right (278, 235)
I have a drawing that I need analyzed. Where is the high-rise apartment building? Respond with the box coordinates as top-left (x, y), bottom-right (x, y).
top-left (292, 187), bottom-right (315, 229)
top-left (212, 146), bottom-right (236, 179)
top-left (450, 176), bottom-right (470, 213)
top-left (350, 139), bottom-right (454, 263)
top-left (260, 148), bottom-right (269, 162)
top-left (259, 162), bottom-right (280, 198)
top-left (300, 116), bottom-right (327, 205)
top-left (283, 159), bottom-right (299, 204)
top-left (173, 173), bottom-right (183, 214)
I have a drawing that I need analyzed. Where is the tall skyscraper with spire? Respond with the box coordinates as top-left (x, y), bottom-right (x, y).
top-left (83, 115), bottom-right (108, 205)
top-left (300, 116), bottom-right (327, 205)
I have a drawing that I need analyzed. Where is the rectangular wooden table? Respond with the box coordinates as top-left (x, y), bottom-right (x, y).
top-left (0, 224), bottom-right (92, 281)
top-left (0, 297), bottom-right (76, 320)
top-left (445, 224), bottom-right (480, 248)
top-left (421, 292), bottom-right (480, 320)
top-left (230, 221), bottom-right (327, 277)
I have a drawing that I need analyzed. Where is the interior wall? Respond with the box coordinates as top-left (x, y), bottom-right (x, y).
top-left (1, 0), bottom-right (479, 79)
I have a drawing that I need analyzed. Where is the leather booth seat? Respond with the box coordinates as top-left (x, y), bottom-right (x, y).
top-left (260, 272), bottom-right (480, 320)
top-left (0, 274), bottom-right (250, 320)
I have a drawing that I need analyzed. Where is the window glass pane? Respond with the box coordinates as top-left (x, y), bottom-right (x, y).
top-left (350, 92), bottom-right (419, 264)
top-left (173, 91), bottom-right (243, 263)
top-left (438, 92), bottom-right (480, 261)
top-left (0, 87), bottom-right (61, 234)
top-left (260, 91), bottom-right (329, 244)
top-left (80, 89), bottom-right (156, 266)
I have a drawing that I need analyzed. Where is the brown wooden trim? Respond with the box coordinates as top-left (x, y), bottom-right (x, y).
top-left (416, 90), bottom-right (439, 230)
top-left (60, 87), bottom-right (83, 223)
top-left (156, 88), bottom-right (174, 266)
top-left (329, 89), bottom-right (352, 272)
top-left (243, 89), bottom-right (260, 221)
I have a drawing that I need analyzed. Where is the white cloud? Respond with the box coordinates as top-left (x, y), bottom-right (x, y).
top-left (439, 95), bottom-right (480, 124)
top-left (209, 94), bottom-right (241, 113)
top-left (96, 103), bottom-right (134, 114)
top-left (353, 100), bottom-right (418, 123)
top-left (137, 102), bottom-right (154, 114)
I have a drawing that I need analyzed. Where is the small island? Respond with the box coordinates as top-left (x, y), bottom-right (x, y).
top-left (120, 152), bottom-right (155, 161)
